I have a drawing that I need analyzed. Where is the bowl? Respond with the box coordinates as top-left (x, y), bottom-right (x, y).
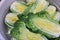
top-left (0, 0), bottom-right (60, 40)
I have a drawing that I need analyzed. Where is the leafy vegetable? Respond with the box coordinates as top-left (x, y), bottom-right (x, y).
top-left (53, 11), bottom-right (60, 23)
top-left (26, 12), bottom-right (60, 38)
top-left (30, 0), bottom-right (49, 14)
top-left (10, 21), bottom-right (48, 40)
top-left (5, 13), bottom-right (19, 27)
top-left (46, 5), bottom-right (56, 17)
top-left (26, 0), bottom-right (36, 5)
top-left (10, 1), bottom-right (27, 14)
